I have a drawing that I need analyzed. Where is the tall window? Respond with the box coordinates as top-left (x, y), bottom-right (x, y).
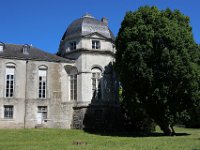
top-left (4, 105), bottom-right (13, 119)
top-left (69, 41), bottom-right (76, 50)
top-left (38, 68), bottom-right (47, 98)
top-left (91, 68), bottom-right (102, 100)
top-left (70, 74), bottom-right (77, 101)
top-left (5, 65), bottom-right (15, 98)
top-left (92, 40), bottom-right (100, 49)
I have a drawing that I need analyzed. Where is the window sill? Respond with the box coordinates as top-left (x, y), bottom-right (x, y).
top-left (1, 118), bottom-right (15, 121)
top-left (37, 98), bottom-right (48, 100)
top-left (4, 97), bottom-right (15, 100)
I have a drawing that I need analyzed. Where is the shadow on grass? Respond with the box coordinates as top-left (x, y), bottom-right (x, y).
top-left (84, 129), bottom-right (190, 137)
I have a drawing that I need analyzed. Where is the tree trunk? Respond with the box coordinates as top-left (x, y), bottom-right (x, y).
top-left (159, 123), bottom-right (175, 136)
top-left (170, 124), bottom-right (176, 136)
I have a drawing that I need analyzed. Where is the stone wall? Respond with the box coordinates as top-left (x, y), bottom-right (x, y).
top-left (72, 104), bottom-right (122, 131)
top-left (0, 58), bottom-right (74, 128)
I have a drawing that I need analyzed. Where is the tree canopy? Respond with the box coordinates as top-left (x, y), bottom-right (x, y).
top-left (115, 6), bottom-right (200, 135)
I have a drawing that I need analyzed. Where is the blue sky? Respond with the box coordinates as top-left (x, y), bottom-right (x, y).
top-left (0, 0), bottom-right (199, 54)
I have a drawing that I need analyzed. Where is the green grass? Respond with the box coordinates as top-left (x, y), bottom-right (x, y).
top-left (0, 127), bottom-right (199, 150)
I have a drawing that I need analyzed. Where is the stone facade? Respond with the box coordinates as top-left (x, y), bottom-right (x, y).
top-left (0, 58), bottom-right (75, 128)
top-left (0, 14), bottom-right (119, 129)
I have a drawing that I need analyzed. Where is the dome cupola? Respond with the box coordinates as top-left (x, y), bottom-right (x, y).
top-left (58, 14), bottom-right (115, 57)
top-left (61, 14), bottom-right (115, 42)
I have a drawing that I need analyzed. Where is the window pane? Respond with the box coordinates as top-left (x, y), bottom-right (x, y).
top-left (70, 41), bottom-right (76, 50)
top-left (74, 80), bottom-right (77, 88)
top-left (92, 79), bottom-right (96, 90)
top-left (38, 106), bottom-right (47, 122)
top-left (38, 70), bottom-right (47, 99)
top-left (97, 73), bottom-right (100, 78)
top-left (91, 70), bottom-right (101, 100)
top-left (5, 68), bottom-right (15, 98)
top-left (43, 112), bottom-right (47, 119)
top-left (92, 41), bottom-right (100, 49)
top-left (70, 74), bottom-right (77, 101)
top-left (70, 90), bottom-right (73, 100)
top-left (4, 106), bottom-right (13, 119)
top-left (74, 91), bottom-right (77, 100)
top-left (92, 73), bottom-right (96, 78)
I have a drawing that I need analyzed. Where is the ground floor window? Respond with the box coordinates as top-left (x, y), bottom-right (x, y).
top-left (4, 105), bottom-right (13, 119)
top-left (37, 106), bottom-right (47, 123)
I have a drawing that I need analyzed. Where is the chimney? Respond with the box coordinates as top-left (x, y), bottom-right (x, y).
top-left (101, 17), bottom-right (108, 26)
top-left (0, 42), bottom-right (5, 52)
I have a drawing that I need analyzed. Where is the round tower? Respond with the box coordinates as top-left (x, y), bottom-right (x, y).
top-left (58, 14), bottom-right (120, 130)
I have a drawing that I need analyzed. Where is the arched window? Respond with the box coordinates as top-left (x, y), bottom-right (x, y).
top-left (91, 67), bottom-right (102, 100)
top-left (38, 66), bottom-right (47, 99)
top-left (5, 63), bottom-right (16, 98)
top-left (69, 68), bottom-right (77, 101)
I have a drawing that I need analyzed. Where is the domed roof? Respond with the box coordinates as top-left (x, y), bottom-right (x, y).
top-left (61, 14), bottom-right (115, 41)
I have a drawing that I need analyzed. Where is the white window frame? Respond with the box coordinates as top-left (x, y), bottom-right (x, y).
top-left (4, 105), bottom-right (14, 119)
top-left (38, 68), bottom-right (47, 99)
top-left (91, 68), bottom-right (102, 100)
top-left (37, 106), bottom-right (47, 122)
top-left (5, 65), bottom-right (15, 98)
top-left (70, 74), bottom-right (77, 101)
top-left (92, 40), bottom-right (100, 49)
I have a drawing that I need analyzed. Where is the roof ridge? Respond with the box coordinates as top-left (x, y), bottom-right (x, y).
top-left (1, 43), bottom-right (73, 63)
top-left (4, 43), bottom-right (27, 46)
top-left (5, 43), bottom-right (54, 55)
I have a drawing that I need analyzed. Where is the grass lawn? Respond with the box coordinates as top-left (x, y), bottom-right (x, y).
top-left (0, 127), bottom-right (199, 150)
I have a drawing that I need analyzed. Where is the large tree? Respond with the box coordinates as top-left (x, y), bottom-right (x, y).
top-left (115, 6), bottom-right (200, 135)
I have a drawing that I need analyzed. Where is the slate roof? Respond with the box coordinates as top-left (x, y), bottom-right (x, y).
top-left (61, 14), bottom-right (115, 41)
top-left (0, 43), bottom-right (73, 63)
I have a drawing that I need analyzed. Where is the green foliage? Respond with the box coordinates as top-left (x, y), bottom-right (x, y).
top-left (115, 6), bottom-right (200, 135)
top-left (0, 128), bottom-right (199, 150)
top-left (184, 106), bottom-right (200, 128)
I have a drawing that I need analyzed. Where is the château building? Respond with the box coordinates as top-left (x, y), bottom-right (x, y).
top-left (0, 14), bottom-right (119, 129)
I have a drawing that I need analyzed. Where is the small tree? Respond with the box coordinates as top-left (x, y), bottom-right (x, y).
top-left (115, 6), bottom-right (200, 135)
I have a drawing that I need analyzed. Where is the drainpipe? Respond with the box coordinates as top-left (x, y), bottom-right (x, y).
top-left (24, 60), bottom-right (28, 128)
